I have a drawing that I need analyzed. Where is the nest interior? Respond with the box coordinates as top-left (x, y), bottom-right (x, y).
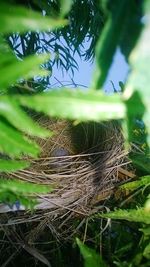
top-left (0, 117), bottom-right (133, 265)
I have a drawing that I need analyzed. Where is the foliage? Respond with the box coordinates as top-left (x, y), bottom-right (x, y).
top-left (8, 0), bottom-right (105, 78)
top-left (98, 208), bottom-right (150, 224)
top-left (0, 2), bottom-right (67, 34)
top-left (15, 89), bottom-right (125, 121)
top-left (92, 0), bottom-right (130, 89)
top-left (0, 0), bottom-right (150, 266)
top-left (0, 36), bottom-right (49, 90)
top-left (120, 175), bottom-right (150, 191)
top-left (0, 179), bottom-right (53, 209)
top-left (0, 159), bottom-right (29, 171)
top-left (76, 238), bottom-right (107, 267)
top-left (125, 1), bottom-right (150, 147)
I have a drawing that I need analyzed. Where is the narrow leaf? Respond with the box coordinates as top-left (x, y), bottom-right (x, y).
top-left (16, 89), bottom-right (125, 121)
top-left (0, 160), bottom-right (29, 172)
top-left (0, 179), bottom-right (53, 194)
top-left (91, 0), bottom-right (129, 89)
top-left (76, 238), bottom-right (107, 267)
top-left (98, 208), bottom-right (150, 224)
top-left (60, 0), bottom-right (73, 17)
top-left (120, 176), bottom-right (150, 191)
top-left (0, 121), bottom-right (39, 157)
top-left (0, 179), bottom-right (53, 210)
top-left (0, 54), bottom-right (49, 90)
top-left (0, 2), bottom-right (67, 34)
top-left (0, 36), bottom-right (16, 66)
top-left (131, 154), bottom-right (150, 173)
top-left (139, 227), bottom-right (150, 236)
top-left (124, 1), bottom-right (150, 147)
top-left (0, 96), bottom-right (51, 137)
top-left (143, 243), bottom-right (150, 259)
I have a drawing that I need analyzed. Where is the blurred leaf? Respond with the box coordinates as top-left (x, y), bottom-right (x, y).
top-left (0, 160), bottom-right (29, 172)
top-left (0, 121), bottom-right (39, 157)
top-left (123, 91), bottom-right (148, 159)
top-left (0, 179), bottom-right (53, 194)
top-left (60, 0), bottom-right (73, 17)
top-left (139, 227), bottom-right (150, 236)
top-left (98, 208), bottom-right (150, 224)
top-left (0, 179), bottom-right (53, 209)
top-left (0, 2), bottom-right (67, 34)
top-left (143, 243), bottom-right (150, 259)
top-left (16, 89), bottom-right (125, 121)
top-left (119, 2), bottom-right (142, 58)
top-left (0, 36), bottom-right (16, 65)
top-left (120, 176), bottom-right (150, 191)
top-left (130, 118), bottom-right (148, 153)
top-left (145, 197), bottom-right (150, 212)
top-left (130, 154), bottom-right (150, 173)
top-left (0, 52), bottom-right (49, 90)
top-left (7, 1), bottom-right (105, 73)
top-left (92, 0), bottom-right (129, 89)
top-left (124, 91), bottom-right (145, 119)
top-left (124, 1), bottom-right (150, 147)
top-left (0, 191), bottom-right (36, 210)
top-left (0, 95), bottom-right (51, 138)
top-left (76, 238), bottom-right (107, 267)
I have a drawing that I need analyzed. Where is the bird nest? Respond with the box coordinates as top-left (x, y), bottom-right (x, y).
top-left (0, 117), bottom-right (133, 263)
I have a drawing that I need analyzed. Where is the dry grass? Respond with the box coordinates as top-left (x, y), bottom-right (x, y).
top-left (1, 118), bottom-right (131, 220)
top-left (0, 118), bottom-right (133, 266)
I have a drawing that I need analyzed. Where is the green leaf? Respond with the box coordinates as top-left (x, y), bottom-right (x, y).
top-left (0, 96), bottom-right (51, 138)
top-left (0, 53), bottom-right (49, 90)
top-left (140, 227), bottom-right (150, 236)
top-left (0, 120), bottom-right (39, 157)
top-left (131, 154), bottom-right (150, 173)
top-left (120, 176), bottom-right (150, 191)
top-left (98, 208), bottom-right (150, 224)
top-left (0, 160), bottom-right (29, 172)
top-left (123, 91), bottom-right (149, 159)
top-left (145, 0), bottom-right (150, 12)
top-left (0, 2), bottom-right (67, 34)
top-left (0, 179), bottom-right (53, 194)
top-left (143, 243), bottom-right (150, 259)
top-left (0, 36), bottom-right (16, 66)
top-left (60, 0), bottom-right (73, 17)
top-left (16, 89), bottom-right (125, 121)
top-left (91, 0), bottom-right (130, 89)
top-left (0, 179), bottom-right (53, 209)
top-left (76, 238), bottom-right (107, 267)
top-left (145, 196), bottom-right (150, 212)
top-left (124, 1), bottom-right (150, 147)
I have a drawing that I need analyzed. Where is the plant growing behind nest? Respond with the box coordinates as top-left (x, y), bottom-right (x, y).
top-left (0, 117), bottom-right (131, 233)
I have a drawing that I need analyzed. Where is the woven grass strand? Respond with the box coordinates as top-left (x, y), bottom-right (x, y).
top-left (0, 118), bottom-right (130, 223)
